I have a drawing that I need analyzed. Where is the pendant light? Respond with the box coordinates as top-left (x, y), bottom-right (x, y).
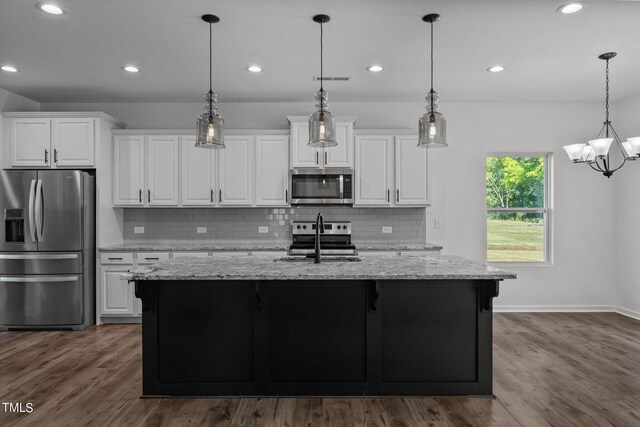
top-left (418, 14), bottom-right (447, 148)
top-left (308, 14), bottom-right (337, 148)
top-left (195, 14), bottom-right (225, 149)
top-left (563, 52), bottom-right (640, 177)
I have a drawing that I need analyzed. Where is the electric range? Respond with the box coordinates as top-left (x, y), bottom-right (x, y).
top-left (288, 221), bottom-right (357, 256)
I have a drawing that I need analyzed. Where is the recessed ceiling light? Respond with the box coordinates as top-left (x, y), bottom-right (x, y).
top-left (1, 65), bottom-right (19, 73)
top-left (366, 65), bottom-right (384, 72)
top-left (557, 2), bottom-right (583, 14)
top-left (245, 65), bottom-right (263, 73)
top-left (121, 65), bottom-right (140, 73)
top-left (38, 3), bottom-right (64, 15)
top-left (487, 66), bottom-right (505, 73)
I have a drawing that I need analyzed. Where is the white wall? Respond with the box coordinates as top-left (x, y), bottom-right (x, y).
top-left (614, 94), bottom-right (640, 318)
top-left (42, 100), bottom-right (617, 310)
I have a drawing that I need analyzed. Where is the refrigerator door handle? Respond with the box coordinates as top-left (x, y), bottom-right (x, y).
top-left (28, 179), bottom-right (37, 243)
top-left (0, 276), bottom-right (79, 283)
top-left (35, 179), bottom-right (44, 241)
top-left (0, 254), bottom-right (79, 260)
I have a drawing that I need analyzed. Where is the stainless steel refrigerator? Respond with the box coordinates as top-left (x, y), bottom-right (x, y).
top-left (0, 170), bottom-right (95, 330)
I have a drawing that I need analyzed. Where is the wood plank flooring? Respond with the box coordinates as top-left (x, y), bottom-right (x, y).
top-left (1, 313), bottom-right (639, 426)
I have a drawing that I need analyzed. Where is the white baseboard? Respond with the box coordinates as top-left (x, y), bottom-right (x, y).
top-left (494, 305), bottom-right (640, 321)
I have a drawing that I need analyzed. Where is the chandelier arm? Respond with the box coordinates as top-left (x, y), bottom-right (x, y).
top-left (589, 162), bottom-right (605, 173)
top-left (607, 156), bottom-right (628, 174)
top-left (593, 156), bottom-right (609, 173)
top-left (609, 124), bottom-right (627, 155)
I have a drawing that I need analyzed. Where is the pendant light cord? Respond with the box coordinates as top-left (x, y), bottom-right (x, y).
top-left (429, 19), bottom-right (435, 119)
top-left (208, 21), bottom-right (213, 119)
top-left (319, 20), bottom-right (324, 113)
top-left (605, 58), bottom-right (610, 125)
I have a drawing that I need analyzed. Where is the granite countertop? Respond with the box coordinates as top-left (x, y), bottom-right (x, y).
top-left (130, 254), bottom-right (516, 281)
top-left (99, 243), bottom-right (442, 252)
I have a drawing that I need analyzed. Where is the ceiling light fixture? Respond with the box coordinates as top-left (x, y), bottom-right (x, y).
top-left (557, 3), bottom-right (583, 14)
top-left (487, 65), bottom-right (505, 73)
top-left (418, 13), bottom-right (447, 148)
top-left (1, 65), bottom-right (19, 73)
top-left (563, 52), bottom-right (639, 177)
top-left (245, 65), bottom-right (263, 73)
top-left (121, 65), bottom-right (140, 73)
top-left (195, 14), bottom-right (225, 149)
top-left (367, 65), bottom-right (384, 72)
top-left (308, 14), bottom-right (336, 148)
top-left (38, 3), bottom-right (64, 15)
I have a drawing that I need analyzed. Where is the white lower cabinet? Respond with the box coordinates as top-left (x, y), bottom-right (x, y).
top-left (101, 267), bottom-right (134, 316)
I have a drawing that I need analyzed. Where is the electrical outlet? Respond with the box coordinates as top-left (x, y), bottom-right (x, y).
top-left (196, 227), bottom-right (207, 234)
top-left (382, 226), bottom-right (393, 234)
top-left (258, 226), bottom-right (269, 234)
top-left (134, 226), bottom-right (144, 234)
top-left (435, 218), bottom-right (443, 229)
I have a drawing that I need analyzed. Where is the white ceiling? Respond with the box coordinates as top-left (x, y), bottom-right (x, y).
top-left (1, 0), bottom-right (639, 104)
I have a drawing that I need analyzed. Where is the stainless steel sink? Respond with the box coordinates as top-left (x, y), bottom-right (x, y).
top-left (274, 256), bottom-right (361, 263)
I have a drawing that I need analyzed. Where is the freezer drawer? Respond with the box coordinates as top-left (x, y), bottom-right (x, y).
top-left (0, 252), bottom-right (83, 275)
top-left (0, 275), bottom-right (83, 326)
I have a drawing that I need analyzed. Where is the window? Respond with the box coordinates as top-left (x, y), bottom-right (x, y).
top-left (485, 154), bottom-right (551, 263)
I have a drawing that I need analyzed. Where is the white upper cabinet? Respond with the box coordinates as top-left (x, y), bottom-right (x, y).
top-left (2, 113), bottom-right (116, 169)
top-left (395, 136), bottom-right (429, 205)
top-left (52, 118), bottom-right (95, 167)
top-left (354, 135), bottom-right (393, 206)
top-left (217, 135), bottom-right (254, 206)
top-left (255, 135), bottom-right (289, 206)
top-left (146, 136), bottom-right (179, 206)
top-left (181, 136), bottom-right (216, 206)
top-left (113, 136), bottom-right (145, 206)
top-left (8, 118), bottom-right (51, 167)
top-left (288, 116), bottom-right (356, 169)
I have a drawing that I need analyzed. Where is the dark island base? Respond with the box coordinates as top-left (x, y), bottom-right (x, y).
top-left (135, 279), bottom-right (499, 397)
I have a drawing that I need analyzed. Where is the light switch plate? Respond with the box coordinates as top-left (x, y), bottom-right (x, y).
top-left (134, 226), bottom-right (144, 234)
top-left (382, 226), bottom-right (393, 234)
top-left (196, 227), bottom-right (207, 234)
top-left (258, 226), bottom-right (269, 233)
top-left (435, 218), bottom-right (443, 229)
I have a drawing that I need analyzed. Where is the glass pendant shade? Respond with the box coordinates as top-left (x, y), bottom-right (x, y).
top-left (309, 90), bottom-right (336, 147)
top-left (195, 92), bottom-right (225, 149)
top-left (627, 137), bottom-right (640, 156)
top-left (418, 90), bottom-right (447, 147)
top-left (588, 138), bottom-right (613, 157)
top-left (622, 141), bottom-right (635, 158)
top-left (563, 143), bottom-right (586, 161)
top-left (582, 144), bottom-right (595, 162)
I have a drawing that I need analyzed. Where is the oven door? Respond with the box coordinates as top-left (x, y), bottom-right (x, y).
top-left (290, 169), bottom-right (353, 205)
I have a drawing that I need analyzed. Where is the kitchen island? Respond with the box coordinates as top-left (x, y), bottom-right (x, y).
top-left (132, 254), bottom-right (515, 397)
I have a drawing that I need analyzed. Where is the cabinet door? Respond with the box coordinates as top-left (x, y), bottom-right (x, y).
top-left (324, 120), bottom-right (354, 168)
top-left (255, 135), bottom-right (289, 206)
top-left (218, 135), bottom-right (253, 206)
top-left (395, 136), bottom-right (428, 205)
top-left (354, 135), bottom-right (393, 206)
top-left (147, 136), bottom-right (180, 206)
top-left (290, 120), bottom-right (319, 168)
top-left (9, 118), bottom-right (51, 167)
top-left (101, 268), bottom-right (133, 315)
top-left (52, 118), bottom-right (95, 167)
top-left (181, 136), bottom-right (215, 206)
top-left (113, 136), bottom-right (145, 206)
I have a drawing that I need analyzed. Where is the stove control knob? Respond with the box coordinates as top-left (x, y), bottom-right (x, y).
top-left (296, 225), bottom-right (301, 229)
top-left (337, 225), bottom-right (341, 230)
top-left (303, 225), bottom-right (307, 230)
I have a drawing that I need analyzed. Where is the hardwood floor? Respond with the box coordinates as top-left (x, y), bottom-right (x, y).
top-left (1, 313), bottom-right (639, 426)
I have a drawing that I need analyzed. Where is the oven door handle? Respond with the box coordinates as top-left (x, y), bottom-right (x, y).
top-left (339, 175), bottom-right (344, 198)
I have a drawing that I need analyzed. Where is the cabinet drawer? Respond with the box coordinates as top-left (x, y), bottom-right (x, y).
top-left (137, 252), bottom-right (170, 264)
top-left (172, 252), bottom-right (209, 259)
top-left (100, 252), bottom-right (134, 265)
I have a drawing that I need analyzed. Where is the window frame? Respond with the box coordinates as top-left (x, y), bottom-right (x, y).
top-left (484, 152), bottom-right (554, 266)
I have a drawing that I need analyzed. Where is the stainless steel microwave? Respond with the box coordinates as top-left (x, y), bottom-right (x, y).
top-left (290, 168), bottom-right (353, 205)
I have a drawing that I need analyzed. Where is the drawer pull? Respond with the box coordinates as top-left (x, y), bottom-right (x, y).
top-left (108, 257), bottom-right (123, 260)
top-left (145, 257), bottom-right (159, 260)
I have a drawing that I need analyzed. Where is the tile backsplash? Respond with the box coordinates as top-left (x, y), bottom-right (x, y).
top-left (123, 207), bottom-right (427, 246)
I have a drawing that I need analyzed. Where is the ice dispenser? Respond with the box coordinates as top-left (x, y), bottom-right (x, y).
top-left (4, 209), bottom-right (25, 243)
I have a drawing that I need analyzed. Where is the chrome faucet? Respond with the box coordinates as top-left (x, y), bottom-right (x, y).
top-left (314, 212), bottom-right (324, 263)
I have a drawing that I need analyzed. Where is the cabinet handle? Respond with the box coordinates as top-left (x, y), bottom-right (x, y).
top-left (210, 189), bottom-right (214, 203)
top-left (54, 149), bottom-right (58, 164)
top-left (316, 152), bottom-right (319, 165)
top-left (108, 257), bottom-right (123, 260)
top-left (396, 189), bottom-right (399, 203)
top-left (324, 151), bottom-right (328, 165)
top-left (148, 189), bottom-right (151, 203)
top-left (145, 257), bottom-right (159, 260)
top-left (219, 189), bottom-right (222, 203)
top-left (44, 149), bottom-right (48, 164)
top-left (139, 189), bottom-right (142, 203)
top-left (387, 189), bottom-right (390, 202)
top-left (285, 189), bottom-right (288, 203)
